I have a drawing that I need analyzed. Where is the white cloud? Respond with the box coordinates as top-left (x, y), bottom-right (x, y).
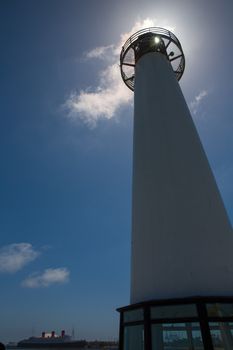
top-left (85, 45), bottom-right (114, 60)
top-left (65, 18), bottom-right (175, 128)
top-left (22, 267), bottom-right (70, 288)
top-left (190, 90), bottom-right (208, 115)
top-left (66, 64), bottom-right (132, 128)
top-left (0, 243), bottom-right (39, 273)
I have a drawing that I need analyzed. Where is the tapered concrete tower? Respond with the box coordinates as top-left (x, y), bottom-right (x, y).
top-left (117, 28), bottom-right (233, 350)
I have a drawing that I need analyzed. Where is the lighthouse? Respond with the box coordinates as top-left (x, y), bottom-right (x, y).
top-left (117, 28), bottom-right (233, 350)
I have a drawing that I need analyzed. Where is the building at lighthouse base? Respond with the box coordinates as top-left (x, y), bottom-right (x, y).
top-left (117, 296), bottom-right (233, 350)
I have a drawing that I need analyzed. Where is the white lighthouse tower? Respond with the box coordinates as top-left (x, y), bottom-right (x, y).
top-left (117, 28), bottom-right (233, 350)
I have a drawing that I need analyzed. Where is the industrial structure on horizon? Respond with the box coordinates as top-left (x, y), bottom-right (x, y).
top-left (117, 27), bottom-right (233, 350)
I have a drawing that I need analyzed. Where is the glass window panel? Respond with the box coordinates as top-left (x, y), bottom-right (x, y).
top-left (152, 322), bottom-right (204, 350)
top-left (124, 309), bottom-right (143, 322)
top-left (151, 304), bottom-right (197, 319)
top-left (209, 322), bottom-right (233, 350)
top-left (124, 325), bottom-right (144, 350)
top-left (207, 303), bottom-right (233, 317)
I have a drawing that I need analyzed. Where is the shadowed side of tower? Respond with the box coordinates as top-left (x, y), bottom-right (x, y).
top-left (132, 51), bottom-right (233, 303)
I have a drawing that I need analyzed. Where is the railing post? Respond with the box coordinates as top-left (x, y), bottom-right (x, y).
top-left (197, 302), bottom-right (214, 350)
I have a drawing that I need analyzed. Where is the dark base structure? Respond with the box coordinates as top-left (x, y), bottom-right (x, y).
top-left (117, 296), bottom-right (233, 350)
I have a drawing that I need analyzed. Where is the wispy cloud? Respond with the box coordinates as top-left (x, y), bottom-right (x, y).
top-left (66, 64), bottom-right (132, 128)
top-left (190, 90), bottom-right (208, 115)
top-left (85, 45), bottom-right (114, 60)
top-left (0, 243), bottom-right (39, 273)
top-left (65, 18), bottom-right (175, 128)
top-left (22, 267), bottom-right (70, 288)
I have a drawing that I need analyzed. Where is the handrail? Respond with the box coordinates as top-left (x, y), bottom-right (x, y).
top-left (120, 27), bottom-right (181, 59)
top-left (120, 27), bottom-right (185, 91)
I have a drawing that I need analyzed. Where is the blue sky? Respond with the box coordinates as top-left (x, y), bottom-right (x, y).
top-left (0, 0), bottom-right (233, 343)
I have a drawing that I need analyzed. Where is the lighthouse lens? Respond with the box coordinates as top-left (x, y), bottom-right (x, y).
top-left (154, 36), bottom-right (160, 44)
